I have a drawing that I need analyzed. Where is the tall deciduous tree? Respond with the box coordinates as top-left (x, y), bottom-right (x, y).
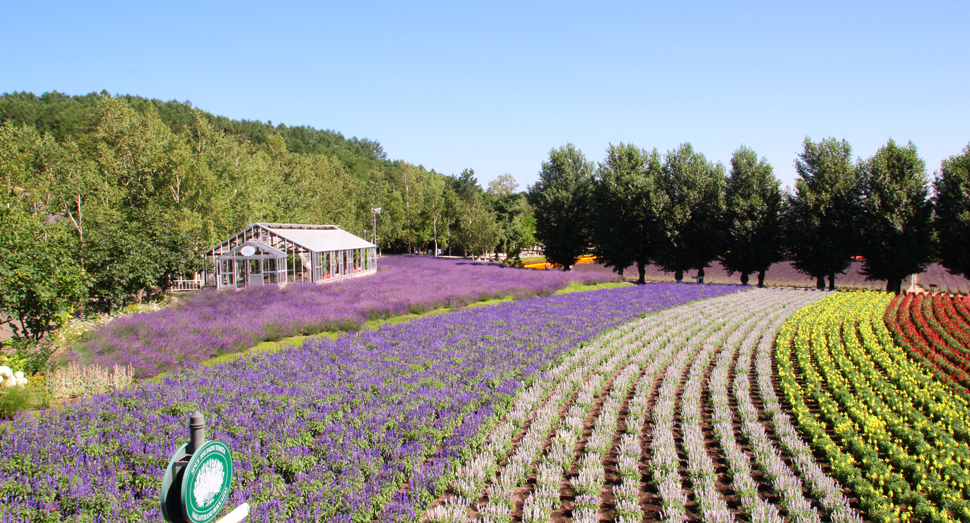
top-left (0, 196), bottom-right (89, 341)
top-left (721, 146), bottom-right (783, 286)
top-left (934, 143), bottom-right (970, 280)
top-left (460, 193), bottom-right (502, 258)
top-left (591, 142), bottom-right (662, 283)
top-left (422, 173), bottom-right (447, 256)
top-left (785, 137), bottom-right (861, 290)
top-left (858, 139), bottom-right (933, 293)
top-left (654, 143), bottom-right (726, 282)
top-left (487, 173), bottom-right (519, 198)
top-left (527, 144), bottom-right (594, 270)
top-left (393, 163), bottom-right (429, 252)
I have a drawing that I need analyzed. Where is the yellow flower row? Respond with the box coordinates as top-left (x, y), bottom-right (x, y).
top-left (776, 292), bottom-right (970, 523)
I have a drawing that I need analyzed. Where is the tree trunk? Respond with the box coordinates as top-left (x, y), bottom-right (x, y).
top-left (637, 260), bottom-right (646, 284)
top-left (887, 278), bottom-right (902, 294)
top-left (816, 276), bottom-right (826, 290)
top-left (740, 272), bottom-right (750, 286)
top-left (828, 273), bottom-right (836, 291)
top-left (433, 216), bottom-right (438, 258)
top-left (696, 267), bottom-right (705, 284)
top-left (757, 270), bottom-right (766, 288)
top-left (675, 270), bottom-right (683, 282)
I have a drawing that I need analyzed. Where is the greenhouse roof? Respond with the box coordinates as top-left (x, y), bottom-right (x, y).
top-left (260, 224), bottom-right (375, 252)
top-left (206, 223), bottom-right (376, 257)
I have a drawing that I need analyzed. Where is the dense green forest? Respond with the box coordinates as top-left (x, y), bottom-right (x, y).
top-left (1, 91), bottom-right (534, 344)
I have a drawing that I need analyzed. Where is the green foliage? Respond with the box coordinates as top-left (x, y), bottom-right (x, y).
top-left (448, 168), bottom-right (482, 203)
top-left (1, 91), bottom-right (506, 316)
top-left (489, 192), bottom-right (533, 255)
top-left (0, 353), bottom-right (27, 374)
top-left (486, 173), bottom-right (519, 198)
top-left (721, 145), bottom-right (783, 286)
top-left (0, 196), bottom-right (89, 341)
top-left (934, 143), bottom-right (970, 280)
top-left (458, 193), bottom-right (503, 258)
top-left (0, 385), bottom-right (30, 419)
top-left (653, 143), bottom-right (726, 281)
top-left (0, 91), bottom-right (386, 163)
top-left (83, 212), bottom-right (208, 312)
top-left (2, 337), bottom-right (55, 375)
top-left (858, 139), bottom-right (933, 293)
top-left (785, 137), bottom-right (861, 290)
top-left (528, 143), bottom-right (594, 270)
top-left (591, 142), bottom-right (662, 283)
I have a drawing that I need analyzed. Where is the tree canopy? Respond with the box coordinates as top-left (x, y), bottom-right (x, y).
top-left (653, 143), bottom-right (726, 282)
top-left (858, 139), bottom-right (933, 293)
top-left (934, 143), bottom-right (970, 280)
top-left (785, 137), bottom-right (861, 290)
top-left (527, 144), bottom-right (594, 270)
top-left (591, 142), bottom-right (662, 283)
top-left (721, 146), bottom-right (783, 286)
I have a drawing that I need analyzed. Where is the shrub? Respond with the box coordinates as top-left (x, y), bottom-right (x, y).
top-left (0, 386), bottom-right (29, 419)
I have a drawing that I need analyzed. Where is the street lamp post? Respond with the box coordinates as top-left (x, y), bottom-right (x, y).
top-left (372, 207), bottom-right (381, 257)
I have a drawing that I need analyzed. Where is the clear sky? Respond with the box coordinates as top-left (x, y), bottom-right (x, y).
top-left (2, 0), bottom-right (967, 190)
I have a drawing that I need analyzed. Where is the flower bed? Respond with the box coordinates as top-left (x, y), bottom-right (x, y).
top-left (777, 292), bottom-right (970, 522)
top-left (62, 255), bottom-right (620, 378)
top-left (0, 282), bottom-right (742, 523)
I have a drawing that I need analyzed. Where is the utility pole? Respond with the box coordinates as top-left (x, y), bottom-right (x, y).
top-left (372, 207), bottom-right (381, 257)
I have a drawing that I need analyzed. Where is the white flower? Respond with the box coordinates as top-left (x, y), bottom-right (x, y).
top-left (0, 366), bottom-right (12, 379)
top-left (14, 371), bottom-right (24, 379)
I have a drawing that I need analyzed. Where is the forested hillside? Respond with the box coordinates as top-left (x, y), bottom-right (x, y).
top-left (0, 91), bottom-right (533, 338)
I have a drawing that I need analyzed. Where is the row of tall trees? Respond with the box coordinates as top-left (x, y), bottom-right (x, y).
top-left (1, 92), bottom-right (533, 341)
top-left (529, 139), bottom-right (970, 292)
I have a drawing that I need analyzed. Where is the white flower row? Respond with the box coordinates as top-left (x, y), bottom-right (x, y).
top-left (649, 295), bottom-right (758, 523)
top-left (709, 302), bottom-right (785, 523)
top-left (518, 314), bottom-right (682, 523)
top-left (430, 300), bottom-right (684, 522)
top-left (732, 290), bottom-right (827, 523)
top-left (679, 293), bottom-right (788, 523)
top-left (709, 290), bottom-right (818, 523)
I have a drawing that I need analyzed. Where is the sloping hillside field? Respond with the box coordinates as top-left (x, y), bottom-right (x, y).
top-left (4, 287), bottom-right (970, 523)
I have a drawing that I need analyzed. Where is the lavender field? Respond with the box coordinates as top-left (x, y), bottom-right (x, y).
top-left (573, 260), bottom-right (970, 292)
top-left (63, 256), bottom-right (619, 378)
top-left (0, 283), bottom-right (742, 523)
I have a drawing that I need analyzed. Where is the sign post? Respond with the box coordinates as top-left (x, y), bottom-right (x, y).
top-left (161, 411), bottom-right (247, 523)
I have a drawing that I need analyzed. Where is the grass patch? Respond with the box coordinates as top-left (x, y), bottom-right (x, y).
top-left (553, 280), bottom-right (634, 294)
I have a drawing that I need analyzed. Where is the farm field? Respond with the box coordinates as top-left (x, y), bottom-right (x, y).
top-left (7, 281), bottom-right (970, 523)
top-left (0, 283), bottom-right (738, 523)
top-left (425, 288), bottom-right (857, 523)
top-left (62, 256), bottom-right (619, 378)
top-left (572, 261), bottom-right (970, 293)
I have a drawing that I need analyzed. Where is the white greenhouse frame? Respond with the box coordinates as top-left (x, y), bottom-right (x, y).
top-left (202, 223), bottom-right (377, 290)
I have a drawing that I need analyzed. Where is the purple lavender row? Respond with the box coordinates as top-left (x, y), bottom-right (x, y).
top-left (63, 256), bottom-right (619, 378)
top-left (1, 282), bottom-right (742, 523)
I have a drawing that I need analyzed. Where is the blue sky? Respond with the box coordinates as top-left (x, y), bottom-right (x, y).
top-left (2, 1), bottom-right (967, 190)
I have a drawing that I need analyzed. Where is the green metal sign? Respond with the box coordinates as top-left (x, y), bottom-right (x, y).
top-left (181, 440), bottom-right (234, 523)
top-left (161, 412), bottom-right (238, 523)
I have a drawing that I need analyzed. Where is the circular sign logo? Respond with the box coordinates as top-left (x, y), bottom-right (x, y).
top-left (180, 440), bottom-right (234, 523)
